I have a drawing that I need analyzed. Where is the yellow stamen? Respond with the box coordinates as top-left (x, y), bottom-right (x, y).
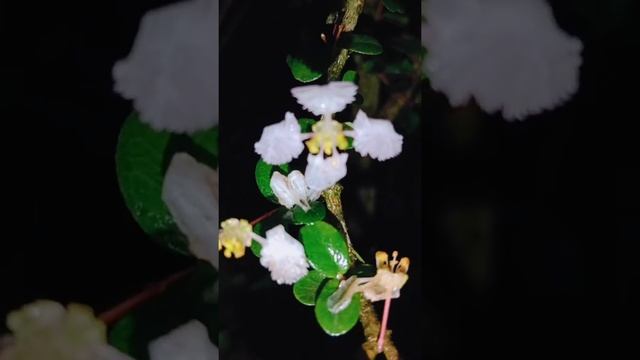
top-left (305, 119), bottom-right (349, 155)
top-left (218, 218), bottom-right (253, 259)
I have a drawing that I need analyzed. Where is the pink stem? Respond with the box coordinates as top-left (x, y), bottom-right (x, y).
top-left (377, 295), bottom-right (392, 353)
top-left (250, 207), bottom-right (279, 226)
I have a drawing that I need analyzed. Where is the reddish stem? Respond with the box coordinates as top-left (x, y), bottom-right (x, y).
top-left (377, 296), bottom-right (392, 353)
top-left (99, 267), bottom-right (194, 325)
top-left (250, 207), bottom-right (279, 226)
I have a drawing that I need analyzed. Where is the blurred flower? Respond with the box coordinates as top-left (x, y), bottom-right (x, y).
top-left (113, 0), bottom-right (218, 133)
top-left (422, 0), bottom-right (582, 120)
top-left (255, 82), bottom-right (403, 191)
top-left (218, 218), bottom-right (253, 259)
top-left (149, 320), bottom-right (218, 360)
top-left (270, 170), bottom-right (321, 211)
top-left (162, 153), bottom-right (219, 268)
top-left (349, 110), bottom-right (403, 161)
top-left (1, 300), bottom-right (132, 360)
top-left (290, 81), bottom-right (358, 116)
top-left (259, 225), bottom-right (309, 285)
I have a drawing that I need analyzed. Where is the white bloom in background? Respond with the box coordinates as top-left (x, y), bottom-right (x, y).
top-left (162, 153), bottom-right (219, 268)
top-left (304, 152), bottom-right (348, 192)
top-left (291, 81), bottom-right (358, 116)
top-left (113, 0), bottom-right (218, 133)
top-left (254, 112), bottom-right (305, 165)
top-left (270, 170), bottom-right (321, 211)
top-left (1, 300), bottom-right (133, 360)
top-left (422, 0), bottom-right (582, 120)
top-left (259, 225), bottom-right (309, 285)
top-left (349, 110), bottom-right (403, 161)
top-left (149, 320), bottom-right (218, 360)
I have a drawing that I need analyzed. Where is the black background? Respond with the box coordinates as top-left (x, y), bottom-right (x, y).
top-left (3, 0), bottom-right (639, 359)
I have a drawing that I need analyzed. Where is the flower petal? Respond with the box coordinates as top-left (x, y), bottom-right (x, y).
top-left (270, 171), bottom-right (296, 209)
top-left (259, 225), bottom-right (309, 285)
top-left (254, 112), bottom-right (305, 165)
top-left (352, 110), bottom-right (403, 161)
top-left (304, 152), bottom-right (348, 192)
top-left (162, 153), bottom-right (219, 268)
top-left (291, 82), bottom-right (358, 116)
top-left (422, 0), bottom-right (582, 120)
top-left (113, 0), bottom-right (218, 133)
top-left (149, 320), bottom-right (218, 360)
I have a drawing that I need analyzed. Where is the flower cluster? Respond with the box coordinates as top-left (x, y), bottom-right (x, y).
top-left (254, 81), bottom-right (403, 192)
top-left (148, 320), bottom-right (218, 360)
top-left (218, 218), bottom-right (309, 285)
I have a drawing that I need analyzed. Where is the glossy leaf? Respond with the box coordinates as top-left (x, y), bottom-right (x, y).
top-left (314, 279), bottom-right (361, 336)
top-left (292, 201), bottom-right (326, 225)
top-left (341, 34), bottom-right (383, 55)
top-left (287, 55), bottom-right (322, 83)
top-left (116, 113), bottom-right (218, 256)
top-left (255, 160), bottom-right (290, 202)
top-left (300, 221), bottom-right (350, 278)
top-left (293, 270), bottom-right (327, 306)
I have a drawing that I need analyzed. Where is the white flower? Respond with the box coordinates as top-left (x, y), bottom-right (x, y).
top-left (270, 170), bottom-right (321, 211)
top-left (259, 225), bottom-right (309, 285)
top-left (162, 153), bottom-right (219, 268)
top-left (113, 0), bottom-right (218, 133)
top-left (291, 81), bottom-right (358, 116)
top-left (304, 152), bottom-right (348, 192)
top-left (422, 0), bottom-right (582, 120)
top-left (149, 320), bottom-right (218, 360)
top-left (254, 112), bottom-right (305, 165)
top-left (350, 110), bottom-right (403, 161)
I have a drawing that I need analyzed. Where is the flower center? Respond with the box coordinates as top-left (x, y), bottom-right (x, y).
top-left (305, 118), bottom-right (349, 155)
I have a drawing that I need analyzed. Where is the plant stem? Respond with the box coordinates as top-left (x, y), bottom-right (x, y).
top-left (327, 0), bottom-right (365, 81)
top-left (322, 184), bottom-right (400, 360)
top-left (99, 267), bottom-right (194, 325)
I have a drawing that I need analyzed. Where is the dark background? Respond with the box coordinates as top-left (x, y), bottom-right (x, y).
top-left (2, 0), bottom-right (639, 359)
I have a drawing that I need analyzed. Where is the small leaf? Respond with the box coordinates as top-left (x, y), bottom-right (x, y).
top-left (255, 160), bottom-right (290, 202)
top-left (300, 221), bottom-right (350, 278)
top-left (292, 201), bottom-right (326, 225)
top-left (383, 0), bottom-right (405, 13)
top-left (298, 118), bottom-right (316, 133)
top-left (293, 270), bottom-right (327, 306)
top-left (390, 37), bottom-right (425, 57)
top-left (287, 55), bottom-right (322, 83)
top-left (341, 34), bottom-right (383, 55)
top-left (315, 279), bottom-right (361, 336)
top-left (342, 70), bottom-right (358, 83)
top-left (250, 223), bottom-right (263, 257)
top-left (385, 58), bottom-right (414, 75)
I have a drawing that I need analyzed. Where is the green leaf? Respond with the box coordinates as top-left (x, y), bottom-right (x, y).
top-left (341, 34), bottom-right (383, 55)
top-left (346, 263), bottom-right (377, 277)
top-left (342, 70), bottom-right (358, 83)
top-left (314, 279), bottom-right (361, 336)
top-left (383, 0), bottom-right (405, 13)
top-left (298, 118), bottom-right (316, 133)
top-left (292, 201), bottom-right (326, 225)
top-left (255, 160), bottom-right (290, 202)
top-left (390, 37), bottom-right (425, 57)
top-left (300, 221), bottom-right (350, 278)
top-left (293, 270), bottom-right (327, 306)
top-left (385, 58), bottom-right (414, 75)
top-left (116, 113), bottom-right (217, 256)
top-left (108, 263), bottom-right (218, 359)
top-left (250, 222), bottom-right (264, 257)
top-left (287, 55), bottom-right (322, 83)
